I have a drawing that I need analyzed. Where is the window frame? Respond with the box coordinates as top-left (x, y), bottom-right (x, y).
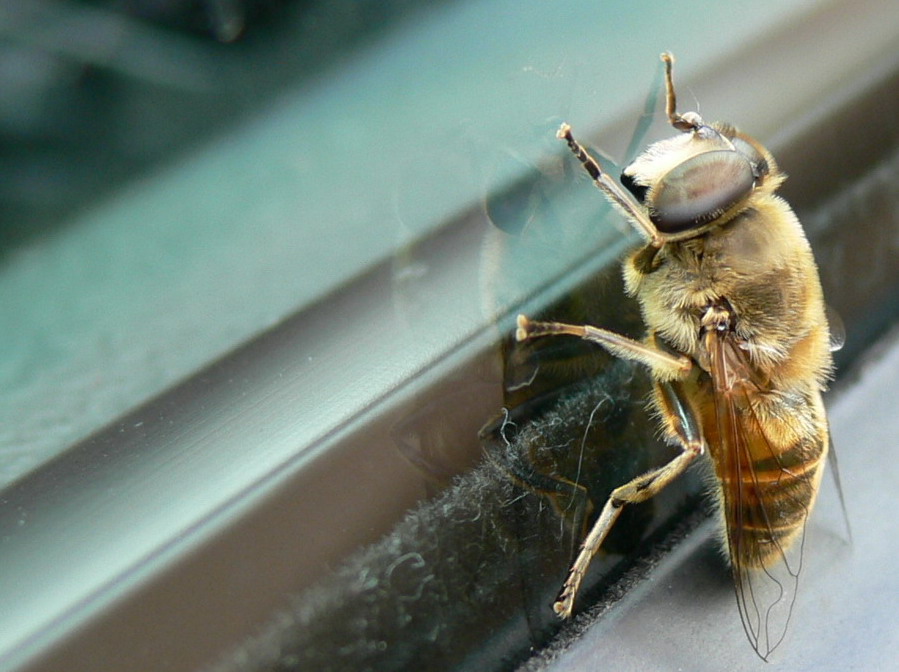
top-left (2, 1), bottom-right (899, 670)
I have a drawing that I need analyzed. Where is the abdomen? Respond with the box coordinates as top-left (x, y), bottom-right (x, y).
top-left (697, 379), bottom-right (829, 568)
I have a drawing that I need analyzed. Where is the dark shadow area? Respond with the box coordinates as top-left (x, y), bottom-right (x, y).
top-left (0, 0), bottom-right (453, 246)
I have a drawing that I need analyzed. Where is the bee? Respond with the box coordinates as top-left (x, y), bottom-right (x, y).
top-left (515, 52), bottom-right (835, 660)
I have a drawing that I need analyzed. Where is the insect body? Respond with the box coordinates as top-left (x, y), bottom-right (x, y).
top-left (516, 52), bottom-right (834, 659)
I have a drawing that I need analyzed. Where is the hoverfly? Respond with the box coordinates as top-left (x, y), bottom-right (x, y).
top-left (516, 52), bottom-right (836, 660)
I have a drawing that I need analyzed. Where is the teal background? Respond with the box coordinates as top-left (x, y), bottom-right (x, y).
top-left (0, 0), bottom-right (823, 486)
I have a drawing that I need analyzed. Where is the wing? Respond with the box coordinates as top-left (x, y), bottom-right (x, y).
top-left (707, 329), bottom-right (826, 660)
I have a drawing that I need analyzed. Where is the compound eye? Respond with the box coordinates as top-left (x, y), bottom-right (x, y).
top-left (650, 150), bottom-right (755, 233)
top-left (731, 137), bottom-right (770, 179)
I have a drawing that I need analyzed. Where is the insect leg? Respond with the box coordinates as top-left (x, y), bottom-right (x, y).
top-left (660, 51), bottom-right (701, 132)
top-left (554, 378), bottom-right (705, 617)
top-left (516, 314), bottom-right (692, 382)
top-left (556, 123), bottom-right (663, 247)
top-left (516, 315), bottom-right (702, 616)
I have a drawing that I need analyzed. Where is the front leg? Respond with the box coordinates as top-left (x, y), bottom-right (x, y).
top-left (556, 124), bottom-right (664, 247)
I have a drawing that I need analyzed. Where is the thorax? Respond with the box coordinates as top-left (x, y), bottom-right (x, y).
top-left (623, 199), bottom-right (830, 386)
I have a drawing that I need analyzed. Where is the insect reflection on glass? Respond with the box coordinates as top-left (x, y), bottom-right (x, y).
top-left (516, 52), bottom-right (838, 660)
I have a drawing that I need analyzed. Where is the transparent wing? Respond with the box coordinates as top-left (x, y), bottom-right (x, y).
top-left (708, 331), bottom-right (822, 660)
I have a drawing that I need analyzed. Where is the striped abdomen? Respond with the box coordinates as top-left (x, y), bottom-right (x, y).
top-left (701, 383), bottom-right (829, 568)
